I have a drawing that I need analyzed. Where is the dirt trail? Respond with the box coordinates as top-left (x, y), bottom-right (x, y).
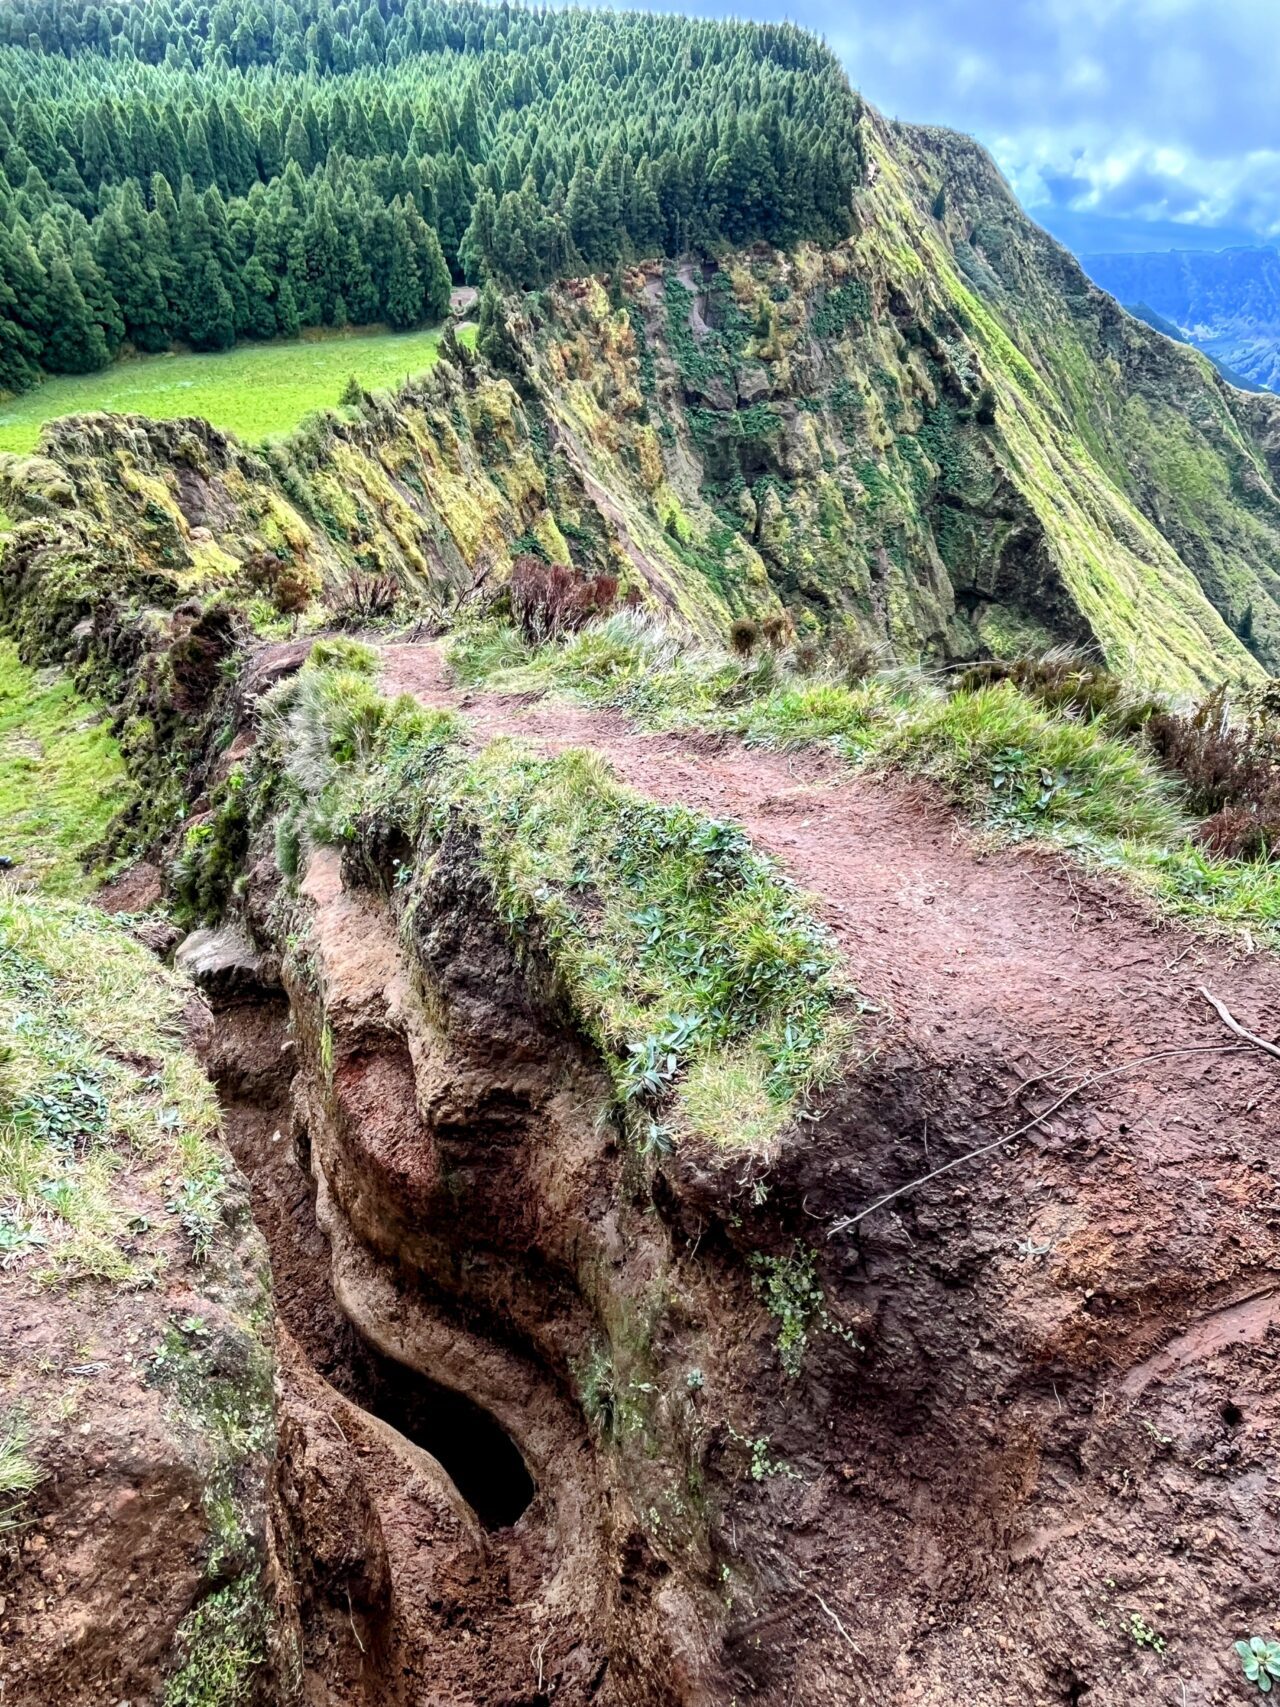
top-left (381, 640), bottom-right (1280, 1202)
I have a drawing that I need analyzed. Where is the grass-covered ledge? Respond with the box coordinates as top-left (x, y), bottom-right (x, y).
top-left (183, 640), bottom-right (855, 1150)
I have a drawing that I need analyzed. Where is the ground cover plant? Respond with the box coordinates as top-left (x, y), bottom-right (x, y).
top-left (0, 325), bottom-right (454, 453)
top-left (0, 641), bottom-right (273, 1695)
top-left (449, 611), bottom-right (1280, 942)
top-left (0, 645), bottom-right (227, 1287)
top-left (0, 639), bottom-right (129, 891)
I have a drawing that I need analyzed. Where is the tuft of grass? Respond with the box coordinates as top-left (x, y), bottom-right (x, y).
top-left (0, 640), bottom-right (132, 894)
top-left (457, 744), bottom-right (851, 1130)
top-left (0, 1410), bottom-right (40, 1534)
top-left (871, 680), bottom-right (1184, 843)
top-left (451, 616), bottom-right (1280, 943)
top-left (450, 608), bottom-right (772, 723)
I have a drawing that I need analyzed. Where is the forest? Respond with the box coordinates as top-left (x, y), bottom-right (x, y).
top-left (0, 0), bottom-right (866, 391)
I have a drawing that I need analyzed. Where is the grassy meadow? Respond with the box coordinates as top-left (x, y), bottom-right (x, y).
top-left (0, 324), bottom-right (463, 454)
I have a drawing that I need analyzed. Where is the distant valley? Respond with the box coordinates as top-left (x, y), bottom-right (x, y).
top-left (1083, 244), bottom-right (1280, 392)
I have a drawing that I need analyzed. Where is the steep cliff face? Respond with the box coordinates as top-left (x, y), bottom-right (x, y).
top-left (5, 102), bottom-right (1280, 694)
top-left (898, 123), bottom-right (1280, 680)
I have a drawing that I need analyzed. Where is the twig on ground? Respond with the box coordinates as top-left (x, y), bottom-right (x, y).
top-left (809, 1588), bottom-right (864, 1657)
top-left (346, 1588), bottom-right (366, 1654)
top-left (994, 1048), bottom-right (1087, 1111)
top-left (1200, 987), bottom-right (1280, 1062)
top-left (828, 1042), bottom-right (1251, 1237)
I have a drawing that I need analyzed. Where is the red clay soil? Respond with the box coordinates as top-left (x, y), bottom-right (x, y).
top-left (374, 640), bottom-right (1280, 1704)
top-left (381, 639), bottom-right (1279, 1122)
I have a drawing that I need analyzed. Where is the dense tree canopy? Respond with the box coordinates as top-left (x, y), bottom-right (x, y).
top-left (0, 0), bottom-right (865, 391)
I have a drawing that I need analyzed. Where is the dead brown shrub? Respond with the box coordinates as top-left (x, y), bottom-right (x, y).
top-left (509, 557), bottom-right (619, 643)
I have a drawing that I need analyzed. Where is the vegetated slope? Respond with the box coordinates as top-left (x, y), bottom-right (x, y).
top-left (6, 87), bottom-right (1280, 689)
top-left (0, 652), bottom-right (291, 1704)
top-left (1084, 247), bottom-right (1280, 393)
top-left (1123, 300), bottom-right (1265, 394)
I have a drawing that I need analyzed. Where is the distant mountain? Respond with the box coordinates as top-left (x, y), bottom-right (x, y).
top-left (1123, 300), bottom-right (1266, 392)
top-left (1082, 248), bottom-right (1280, 392)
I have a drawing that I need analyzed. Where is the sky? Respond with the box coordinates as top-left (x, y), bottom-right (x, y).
top-left (819, 0), bottom-right (1279, 254)
top-left (629, 0), bottom-right (1278, 256)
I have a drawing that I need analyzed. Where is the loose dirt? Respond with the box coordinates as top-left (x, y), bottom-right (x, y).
top-left (372, 639), bottom-right (1280, 1706)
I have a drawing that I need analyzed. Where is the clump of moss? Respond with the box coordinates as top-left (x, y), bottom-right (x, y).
top-left (163, 1573), bottom-right (268, 1707)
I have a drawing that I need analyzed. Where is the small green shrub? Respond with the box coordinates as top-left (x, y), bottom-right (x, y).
top-left (750, 1243), bottom-right (856, 1377)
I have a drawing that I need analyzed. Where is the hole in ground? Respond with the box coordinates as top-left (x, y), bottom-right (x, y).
top-left (343, 1330), bottom-right (536, 1530)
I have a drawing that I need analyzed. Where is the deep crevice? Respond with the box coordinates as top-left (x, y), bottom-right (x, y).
top-left (202, 996), bottom-right (536, 1532)
top-left (338, 1329), bottom-right (536, 1530)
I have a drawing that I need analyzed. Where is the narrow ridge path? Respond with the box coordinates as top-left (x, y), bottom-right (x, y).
top-left (380, 640), bottom-right (1280, 1141)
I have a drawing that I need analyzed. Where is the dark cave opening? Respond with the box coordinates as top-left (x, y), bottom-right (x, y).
top-left (201, 996), bottom-right (537, 1532)
top-left (342, 1330), bottom-right (536, 1530)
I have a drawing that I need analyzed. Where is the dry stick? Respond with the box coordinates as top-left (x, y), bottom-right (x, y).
top-left (346, 1588), bottom-right (366, 1655)
top-left (827, 1043), bottom-right (1250, 1237)
top-left (1200, 986), bottom-right (1280, 1062)
top-left (809, 1588), bottom-right (865, 1657)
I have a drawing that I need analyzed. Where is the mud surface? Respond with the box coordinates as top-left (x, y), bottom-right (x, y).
top-left (366, 639), bottom-right (1280, 1705)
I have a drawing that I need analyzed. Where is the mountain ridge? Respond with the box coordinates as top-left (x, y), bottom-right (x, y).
top-left (9, 108), bottom-right (1280, 693)
top-left (1083, 244), bottom-right (1280, 393)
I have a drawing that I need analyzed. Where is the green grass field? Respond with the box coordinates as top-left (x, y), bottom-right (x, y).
top-left (0, 325), bottom-right (462, 454)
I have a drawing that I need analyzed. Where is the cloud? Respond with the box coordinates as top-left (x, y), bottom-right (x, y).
top-left (818, 0), bottom-right (1280, 241)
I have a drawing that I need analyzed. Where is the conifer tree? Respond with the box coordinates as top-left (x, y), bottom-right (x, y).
top-left (188, 252), bottom-right (235, 348)
top-left (41, 241), bottom-right (109, 370)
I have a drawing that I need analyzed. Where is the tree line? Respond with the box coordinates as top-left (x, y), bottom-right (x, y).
top-left (0, 0), bottom-right (866, 391)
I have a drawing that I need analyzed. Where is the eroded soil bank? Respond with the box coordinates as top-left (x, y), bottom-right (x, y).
top-left (177, 648), bottom-right (1280, 1707)
top-left (197, 977), bottom-right (607, 1707)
